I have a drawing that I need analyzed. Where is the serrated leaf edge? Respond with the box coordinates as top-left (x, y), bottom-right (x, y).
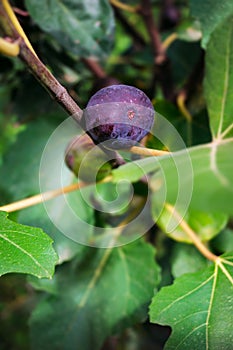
top-left (0, 231), bottom-right (51, 277)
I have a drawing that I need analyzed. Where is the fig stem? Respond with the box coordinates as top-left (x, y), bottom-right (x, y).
top-left (165, 203), bottom-right (218, 262)
top-left (0, 176), bottom-right (113, 213)
top-left (162, 32), bottom-right (178, 50)
top-left (110, 0), bottom-right (140, 13)
top-left (176, 90), bottom-right (192, 122)
top-left (129, 146), bottom-right (170, 157)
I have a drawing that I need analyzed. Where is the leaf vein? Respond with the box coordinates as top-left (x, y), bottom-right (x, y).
top-left (0, 232), bottom-right (50, 276)
top-left (205, 262), bottom-right (218, 349)
top-left (158, 274), bottom-right (214, 316)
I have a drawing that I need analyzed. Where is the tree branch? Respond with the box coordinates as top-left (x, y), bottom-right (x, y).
top-left (0, 1), bottom-right (83, 121)
top-left (0, 176), bottom-right (112, 213)
top-left (82, 57), bottom-right (107, 79)
top-left (139, 0), bottom-right (175, 101)
top-left (0, 0), bottom-right (125, 164)
top-left (139, 0), bottom-right (166, 65)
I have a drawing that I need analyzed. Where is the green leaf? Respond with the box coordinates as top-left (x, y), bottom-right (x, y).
top-left (112, 139), bottom-right (233, 214)
top-left (167, 40), bottom-right (202, 85)
top-left (154, 206), bottom-right (227, 243)
top-left (0, 119), bottom-right (58, 200)
top-left (30, 240), bottom-right (160, 350)
top-left (18, 204), bottom-right (85, 264)
top-left (0, 118), bottom-right (95, 250)
top-left (176, 20), bottom-right (202, 43)
top-left (0, 113), bottom-right (25, 165)
top-left (211, 229), bottom-right (233, 254)
top-left (152, 100), bottom-right (211, 147)
top-left (190, 0), bottom-right (233, 47)
top-left (171, 243), bottom-right (208, 278)
top-left (150, 252), bottom-right (233, 350)
top-left (25, 0), bottom-right (115, 58)
top-left (0, 211), bottom-right (57, 278)
top-left (204, 16), bottom-right (233, 139)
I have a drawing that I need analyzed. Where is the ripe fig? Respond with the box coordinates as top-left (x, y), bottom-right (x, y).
top-left (83, 84), bottom-right (155, 149)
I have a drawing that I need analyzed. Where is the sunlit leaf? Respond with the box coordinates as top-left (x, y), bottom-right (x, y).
top-left (112, 139), bottom-right (233, 214)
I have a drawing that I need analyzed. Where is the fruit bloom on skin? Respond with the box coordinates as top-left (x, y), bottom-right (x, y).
top-left (83, 84), bottom-right (155, 149)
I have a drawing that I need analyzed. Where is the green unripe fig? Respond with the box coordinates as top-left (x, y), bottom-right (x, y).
top-left (65, 134), bottom-right (112, 183)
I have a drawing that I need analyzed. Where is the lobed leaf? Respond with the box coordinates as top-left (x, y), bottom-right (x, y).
top-left (0, 119), bottom-right (57, 200)
top-left (204, 16), bottom-right (233, 140)
top-left (150, 252), bottom-right (233, 350)
top-left (171, 243), bottom-right (207, 278)
top-left (30, 240), bottom-right (160, 350)
top-left (190, 0), bottom-right (233, 47)
top-left (25, 0), bottom-right (115, 58)
top-left (18, 204), bottom-right (85, 265)
top-left (0, 211), bottom-right (58, 278)
top-left (112, 139), bottom-right (233, 214)
top-left (0, 118), bottom-right (94, 261)
top-left (154, 205), bottom-right (227, 243)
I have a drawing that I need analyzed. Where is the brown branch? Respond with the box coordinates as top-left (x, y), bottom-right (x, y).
top-left (139, 0), bottom-right (175, 101)
top-left (0, 1), bottom-right (125, 165)
top-left (82, 57), bottom-right (121, 95)
top-left (20, 43), bottom-right (83, 121)
top-left (82, 57), bottom-right (107, 79)
top-left (139, 0), bottom-right (166, 65)
top-left (0, 3), bottom-right (83, 122)
top-left (12, 7), bottom-right (29, 17)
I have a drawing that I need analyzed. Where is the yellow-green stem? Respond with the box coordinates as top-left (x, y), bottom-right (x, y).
top-left (165, 203), bottom-right (218, 262)
top-left (0, 176), bottom-right (112, 213)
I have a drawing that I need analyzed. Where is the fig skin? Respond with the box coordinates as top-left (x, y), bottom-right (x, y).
top-left (84, 84), bottom-right (155, 150)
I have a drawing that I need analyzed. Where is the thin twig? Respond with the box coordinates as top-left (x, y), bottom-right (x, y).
top-left (139, 0), bottom-right (166, 65)
top-left (0, 0), bottom-right (125, 165)
top-left (139, 0), bottom-right (175, 101)
top-left (1, 0), bottom-right (36, 56)
top-left (0, 1), bottom-right (83, 121)
top-left (162, 32), bottom-right (178, 50)
top-left (165, 203), bottom-right (218, 262)
top-left (177, 90), bottom-right (192, 122)
top-left (0, 183), bottom-right (82, 213)
top-left (110, 0), bottom-right (140, 14)
top-left (82, 58), bottom-right (107, 79)
top-left (129, 145), bottom-right (169, 157)
top-left (0, 176), bottom-right (112, 213)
